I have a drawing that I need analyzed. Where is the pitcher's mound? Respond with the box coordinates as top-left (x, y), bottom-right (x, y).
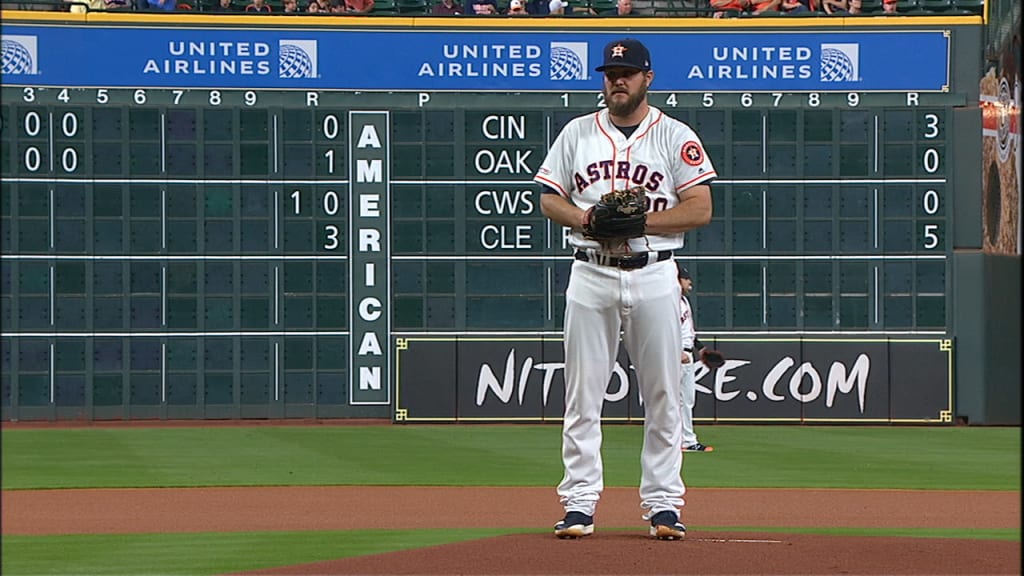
top-left (240, 531), bottom-right (1020, 575)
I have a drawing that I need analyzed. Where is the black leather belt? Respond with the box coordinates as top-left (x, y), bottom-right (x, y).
top-left (684, 347), bottom-right (693, 353)
top-left (574, 250), bottom-right (672, 271)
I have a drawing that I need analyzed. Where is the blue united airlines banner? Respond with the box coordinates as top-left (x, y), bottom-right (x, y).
top-left (2, 24), bottom-right (950, 92)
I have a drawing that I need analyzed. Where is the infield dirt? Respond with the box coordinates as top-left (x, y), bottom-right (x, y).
top-left (3, 486), bottom-right (1020, 575)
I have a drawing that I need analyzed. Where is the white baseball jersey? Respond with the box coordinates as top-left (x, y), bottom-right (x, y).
top-left (679, 293), bottom-right (699, 446)
top-left (535, 105), bottom-right (717, 253)
top-left (679, 295), bottom-right (695, 351)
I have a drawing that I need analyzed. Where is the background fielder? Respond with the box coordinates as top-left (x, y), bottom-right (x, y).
top-left (535, 37), bottom-right (717, 540)
top-left (677, 264), bottom-right (713, 453)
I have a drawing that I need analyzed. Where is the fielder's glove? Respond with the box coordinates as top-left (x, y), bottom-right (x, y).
top-left (700, 348), bottom-right (726, 369)
top-left (582, 186), bottom-right (648, 241)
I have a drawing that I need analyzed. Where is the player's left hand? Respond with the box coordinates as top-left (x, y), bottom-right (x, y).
top-left (582, 186), bottom-right (648, 241)
top-left (700, 348), bottom-right (726, 369)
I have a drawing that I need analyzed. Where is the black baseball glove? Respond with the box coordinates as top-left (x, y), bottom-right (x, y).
top-left (700, 348), bottom-right (726, 369)
top-left (582, 186), bottom-right (648, 241)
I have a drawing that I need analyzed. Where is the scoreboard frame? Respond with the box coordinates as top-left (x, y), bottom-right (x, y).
top-left (0, 12), bottom-right (984, 422)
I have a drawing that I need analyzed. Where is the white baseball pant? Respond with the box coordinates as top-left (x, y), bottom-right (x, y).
top-left (680, 360), bottom-right (698, 447)
top-left (557, 257), bottom-right (686, 518)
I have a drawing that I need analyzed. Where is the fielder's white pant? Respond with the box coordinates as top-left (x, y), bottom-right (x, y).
top-left (558, 257), bottom-right (685, 519)
top-left (679, 361), bottom-right (699, 447)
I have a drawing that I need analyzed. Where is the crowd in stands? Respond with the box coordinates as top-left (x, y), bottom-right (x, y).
top-left (42, 0), bottom-right (983, 15)
top-left (54, 0), bottom-right (375, 10)
top-left (706, 0), bottom-right (900, 15)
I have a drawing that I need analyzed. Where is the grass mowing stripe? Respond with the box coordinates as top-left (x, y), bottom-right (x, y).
top-left (2, 526), bottom-right (1017, 575)
top-left (2, 426), bottom-right (1020, 490)
top-left (0, 528), bottom-right (537, 576)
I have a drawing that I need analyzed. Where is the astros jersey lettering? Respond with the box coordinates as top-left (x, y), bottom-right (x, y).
top-left (535, 105), bottom-right (717, 253)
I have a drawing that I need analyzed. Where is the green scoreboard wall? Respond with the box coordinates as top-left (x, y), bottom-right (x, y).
top-left (0, 13), bottom-right (986, 422)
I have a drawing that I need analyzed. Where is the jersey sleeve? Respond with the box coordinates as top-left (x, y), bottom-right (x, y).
top-left (669, 124), bottom-right (717, 193)
top-left (534, 119), bottom-right (578, 199)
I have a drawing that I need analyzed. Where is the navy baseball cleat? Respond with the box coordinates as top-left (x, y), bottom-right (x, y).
top-left (649, 510), bottom-right (686, 540)
top-left (683, 442), bottom-right (713, 452)
top-left (554, 511), bottom-right (594, 539)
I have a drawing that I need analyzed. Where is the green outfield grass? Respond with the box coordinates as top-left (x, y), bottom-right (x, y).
top-left (1, 424), bottom-right (1020, 575)
top-left (1, 424), bottom-right (1020, 490)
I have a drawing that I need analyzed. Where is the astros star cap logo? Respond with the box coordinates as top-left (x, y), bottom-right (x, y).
top-left (595, 38), bottom-right (652, 73)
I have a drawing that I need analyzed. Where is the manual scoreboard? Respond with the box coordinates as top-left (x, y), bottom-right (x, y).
top-left (0, 18), bottom-right (975, 421)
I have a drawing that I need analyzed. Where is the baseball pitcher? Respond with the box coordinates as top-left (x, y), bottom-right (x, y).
top-left (535, 37), bottom-right (717, 540)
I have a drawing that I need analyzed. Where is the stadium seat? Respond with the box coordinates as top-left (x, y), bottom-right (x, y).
top-left (564, 0), bottom-right (593, 13)
top-left (397, 0), bottom-right (428, 11)
top-left (653, 0), bottom-right (697, 16)
top-left (373, 0), bottom-right (400, 12)
top-left (892, 0), bottom-right (920, 12)
top-left (916, 0), bottom-right (953, 11)
top-left (951, 0), bottom-right (983, 13)
top-left (856, 0), bottom-right (883, 13)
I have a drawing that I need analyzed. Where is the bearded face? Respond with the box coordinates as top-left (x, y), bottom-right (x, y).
top-left (602, 69), bottom-right (650, 117)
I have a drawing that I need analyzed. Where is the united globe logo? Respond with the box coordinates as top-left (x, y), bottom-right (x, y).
top-left (819, 43), bottom-right (859, 83)
top-left (1, 35), bottom-right (38, 76)
top-left (996, 77), bottom-right (1014, 163)
top-left (550, 42), bottom-right (588, 81)
top-left (279, 40), bottom-right (318, 79)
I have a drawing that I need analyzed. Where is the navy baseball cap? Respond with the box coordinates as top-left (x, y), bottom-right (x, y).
top-left (595, 38), bottom-right (651, 72)
top-left (677, 264), bottom-right (691, 280)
